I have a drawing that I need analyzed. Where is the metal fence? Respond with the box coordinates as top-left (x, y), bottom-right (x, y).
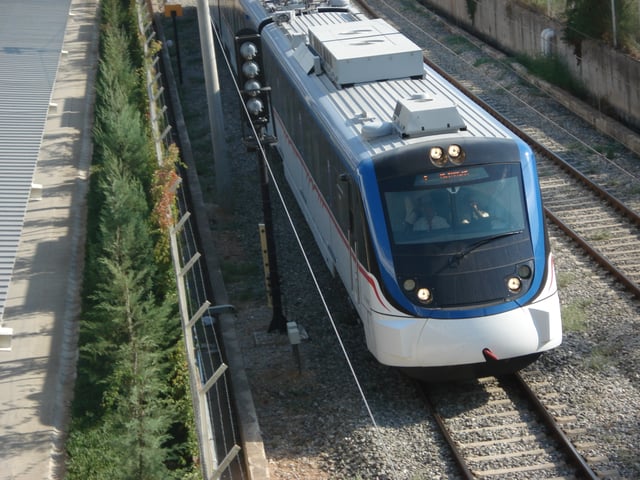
top-left (135, 1), bottom-right (246, 478)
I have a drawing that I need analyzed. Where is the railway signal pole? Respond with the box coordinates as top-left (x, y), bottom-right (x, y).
top-left (164, 3), bottom-right (183, 83)
top-left (257, 145), bottom-right (287, 334)
top-left (234, 31), bottom-right (287, 333)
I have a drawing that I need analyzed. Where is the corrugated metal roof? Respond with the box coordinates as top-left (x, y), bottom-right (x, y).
top-left (0, 0), bottom-right (72, 321)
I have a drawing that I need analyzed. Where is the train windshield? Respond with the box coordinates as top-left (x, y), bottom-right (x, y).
top-left (382, 164), bottom-right (528, 245)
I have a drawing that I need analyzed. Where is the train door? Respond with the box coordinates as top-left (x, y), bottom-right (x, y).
top-left (351, 190), bottom-right (370, 311)
top-left (336, 174), bottom-right (359, 304)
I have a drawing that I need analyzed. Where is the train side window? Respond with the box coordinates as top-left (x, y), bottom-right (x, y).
top-left (336, 174), bottom-right (373, 272)
top-left (336, 173), bottom-right (352, 233)
top-left (351, 189), bottom-right (371, 270)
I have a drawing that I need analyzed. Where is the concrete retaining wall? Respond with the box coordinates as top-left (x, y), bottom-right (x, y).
top-left (421, 0), bottom-right (640, 130)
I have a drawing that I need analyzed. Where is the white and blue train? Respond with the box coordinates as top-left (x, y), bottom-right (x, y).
top-left (212, 0), bottom-right (562, 380)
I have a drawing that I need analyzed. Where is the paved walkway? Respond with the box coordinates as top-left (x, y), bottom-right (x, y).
top-left (0, 1), bottom-right (98, 478)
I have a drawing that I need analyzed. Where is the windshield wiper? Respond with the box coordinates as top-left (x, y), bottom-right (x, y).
top-left (448, 230), bottom-right (523, 267)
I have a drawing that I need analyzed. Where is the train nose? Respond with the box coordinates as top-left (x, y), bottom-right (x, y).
top-left (482, 348), bottom-right (499, 362)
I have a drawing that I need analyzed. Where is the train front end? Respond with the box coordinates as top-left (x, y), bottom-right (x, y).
top-left (364, 136), bottom-right (562, 381)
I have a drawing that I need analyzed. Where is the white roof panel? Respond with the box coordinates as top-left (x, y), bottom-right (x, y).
top-left (308, 19), bottom-right (423, 85)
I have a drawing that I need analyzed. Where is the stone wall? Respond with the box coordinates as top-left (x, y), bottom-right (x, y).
top-left (421, 0), bottom-right (640, 130)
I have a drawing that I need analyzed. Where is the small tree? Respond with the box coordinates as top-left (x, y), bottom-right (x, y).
top-left (564, 0), bottom-right (639, 55)
top-left (99, 260), bottom-right (174, 480)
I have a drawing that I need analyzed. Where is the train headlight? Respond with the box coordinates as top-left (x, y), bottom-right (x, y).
top-left (403, 279), bottom-right (416, 291)
top-left (517, 264), bottom-right (532, 279)
top-left (416, 287), bottom-right (433, 304)
top-left (429, 145), bottom-right (466, 167)
top-left (507, 276), bottom-right (522, 292)
top-left (448, 144), bottom-right (465, 164)
top-left (429, 147), bottom-right (447, 167)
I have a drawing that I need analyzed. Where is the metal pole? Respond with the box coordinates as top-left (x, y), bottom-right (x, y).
top-left (611, 0), bottom-right (617, 48)
top-left (257, 145), bottom-right (287, 333)
top-left (196, 0), bottom-right (231, 210)
top-left (171, 11), bottom-right (183, 84)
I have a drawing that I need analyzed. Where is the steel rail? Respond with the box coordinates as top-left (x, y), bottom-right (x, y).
top-left (420, 385), bottom-right (475, 480)
top-left (507, 373), bottom-right (600, 480)
top-left (544, 208), bottom-right (640, 298)
top-left (421, 376), bottom-right (602, 480)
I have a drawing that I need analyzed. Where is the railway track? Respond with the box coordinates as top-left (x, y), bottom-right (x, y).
top-left (348, 1), bottom-right (638, 478)
top-left (421, 374), bottom-right (612, 479)
top-left (357, 0), bottom-right (640, 299)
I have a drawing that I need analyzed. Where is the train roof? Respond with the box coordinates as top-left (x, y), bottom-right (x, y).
top-left (261, 3), bottom-right (515, 157)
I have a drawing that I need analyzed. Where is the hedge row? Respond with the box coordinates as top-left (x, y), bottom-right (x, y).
top-left (65, 1), bottom-right (198, 478)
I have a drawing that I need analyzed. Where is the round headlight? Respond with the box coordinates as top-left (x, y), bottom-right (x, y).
top-left (517, 264), bottom-right (532, 279)
top-left (246, 97), bottom-right (264, 116)
top-left (242, 60), bottom-right (260, 78)
top-left (429, 147), bottom-right (447, 167)
top-left (240, 41), bottom-right (258, 60)
top-left (416, 287), bottom-right (432, 303)
top-left (507, 276), bottom-right (522, 292)
top-left (448, 144), bottom-right (465, 165)
top-left (244, 79), bottom-right (262, 96)
top-left (403, 279), bottom-right (416, 291)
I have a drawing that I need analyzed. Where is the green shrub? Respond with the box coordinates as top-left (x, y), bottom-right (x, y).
top-left (67, 0), bottom-right (197, 477)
